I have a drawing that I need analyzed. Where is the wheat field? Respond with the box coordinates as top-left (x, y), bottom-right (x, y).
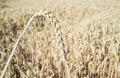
top-left (0, 0), bottom-right (120, 78)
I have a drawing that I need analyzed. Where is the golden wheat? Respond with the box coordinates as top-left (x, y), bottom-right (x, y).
top-left (0, 10), bottom-right (67, 78)
top-left (0, 0), bottom-right (120, 77)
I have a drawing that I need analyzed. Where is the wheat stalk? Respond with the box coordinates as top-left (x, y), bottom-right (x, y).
top-left (0, 10), bottom-right (67, 78)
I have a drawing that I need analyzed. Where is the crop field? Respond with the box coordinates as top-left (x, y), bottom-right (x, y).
top-left (0, 0), bottom-right (120, 78)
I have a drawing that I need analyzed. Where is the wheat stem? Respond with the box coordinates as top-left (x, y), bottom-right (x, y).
top-left (0, 13), bottom-right (36, 78)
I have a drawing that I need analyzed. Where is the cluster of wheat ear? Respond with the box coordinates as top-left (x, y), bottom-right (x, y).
top-left (0, 10), bottom-right (67, 78)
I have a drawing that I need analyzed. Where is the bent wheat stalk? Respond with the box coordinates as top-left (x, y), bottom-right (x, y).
top-left (0, 10), bottom-right (67, 78)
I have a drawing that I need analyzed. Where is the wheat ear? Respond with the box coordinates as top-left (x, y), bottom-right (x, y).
top-left (37, 10), bottom-right (67, 61)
